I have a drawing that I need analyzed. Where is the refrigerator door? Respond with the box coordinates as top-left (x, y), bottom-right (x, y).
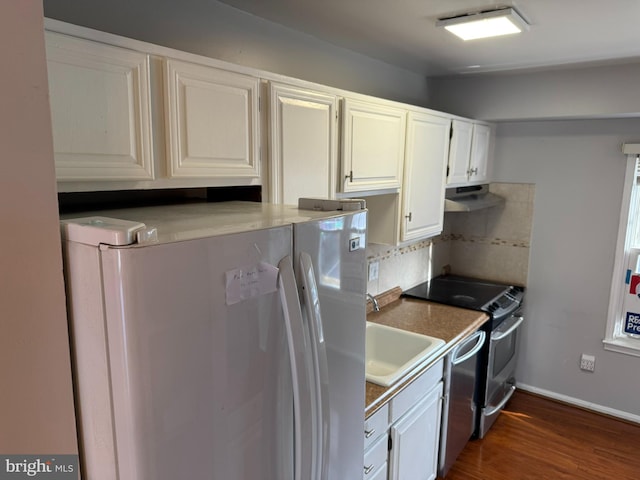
top-left (293, 210), bottom-right (367, 480)
top-left (97, 226), bottom-right (294, 480)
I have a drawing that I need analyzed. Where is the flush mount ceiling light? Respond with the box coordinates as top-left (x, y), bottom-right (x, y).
top-left (437, 7), bottom-right (529, 41)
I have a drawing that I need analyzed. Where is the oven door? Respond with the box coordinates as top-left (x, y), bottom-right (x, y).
top-left (479, 312), bottom-right (524, 438)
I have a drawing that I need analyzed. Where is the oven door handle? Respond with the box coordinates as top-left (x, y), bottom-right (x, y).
top-left (484, 383), bottom-right (516, 417)
top-left (491, 315), bottom-right (524, 342)
top-left (451, 330), bottom-right (486, 366)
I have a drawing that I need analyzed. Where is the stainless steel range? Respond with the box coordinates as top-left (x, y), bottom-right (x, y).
top-left (403, 275), bottom-right (525, 472)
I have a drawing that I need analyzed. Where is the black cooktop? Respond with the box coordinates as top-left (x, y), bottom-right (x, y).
top-left (403, 275), bottom-right (524, 319)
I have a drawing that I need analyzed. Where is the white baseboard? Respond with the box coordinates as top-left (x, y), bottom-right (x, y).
top-left (516, 383), bottom-right (640, 425)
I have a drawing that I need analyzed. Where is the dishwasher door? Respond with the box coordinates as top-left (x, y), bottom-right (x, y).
top-left (438, 329), bottom-right (486, 478)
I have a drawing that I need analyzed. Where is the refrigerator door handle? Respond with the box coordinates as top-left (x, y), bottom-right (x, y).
top-left (278, 256), bottom-right (314, 480)
top-left (298, 252), bottom-right (330, 480)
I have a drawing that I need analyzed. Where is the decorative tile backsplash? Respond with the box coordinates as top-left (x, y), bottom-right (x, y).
top-left (366, 235), bottom-right (451, 295)
top-left (365, 183), bottom-right (535, 295)
top-left (446, 182), bottom-right (535, 286)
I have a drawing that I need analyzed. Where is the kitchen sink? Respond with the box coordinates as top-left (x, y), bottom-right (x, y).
top-left (365, 322), bottom-right (446, 387)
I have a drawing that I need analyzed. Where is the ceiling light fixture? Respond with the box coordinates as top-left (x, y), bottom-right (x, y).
top-left (437, 7), bottom-right (529, 41)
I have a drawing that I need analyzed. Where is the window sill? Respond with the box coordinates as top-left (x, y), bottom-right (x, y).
top-left (603, 337), bottom-right (640, 358)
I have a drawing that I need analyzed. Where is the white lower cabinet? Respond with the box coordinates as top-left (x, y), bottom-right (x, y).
top-left (364, 434), bottom-right (389, 480)
top-left (388, 381), bottom-right (443, 480)
top-left (364, 359), bottom-right (444, 480)
top-left (364, 403), bottom-right (389, 480)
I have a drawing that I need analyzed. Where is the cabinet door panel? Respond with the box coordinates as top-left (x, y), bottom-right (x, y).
top-left (446, 119), bottom-right (473, 186)
top-left (470, 123), bottom-right (491, 182)
top-left (164, 59), bottom-right (260, 179)
top-left (46, 32), bottom-right (154, 181)
top-left (269, 83), bottom-right (337, 204)
top-left (342, 99), bottom-right (405, 192)
top-left (401, 113), bottom-right (450, 241)
top-left (389, 382), bottom-right (443, 480)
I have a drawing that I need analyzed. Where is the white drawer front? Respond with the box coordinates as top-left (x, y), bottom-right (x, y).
top-left (364, 403), bottom-right (389, 451)
top-left (363, 433), bottom-right (388, 480)
top-left (389, 358), bottom-right (443, 423)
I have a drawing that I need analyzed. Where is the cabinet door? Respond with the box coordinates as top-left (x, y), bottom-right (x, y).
top-left (470, 123), bottom-right (491, 183)
top-left (342, 99), bottom-right (406, 192)
top-left (388, 382), bottom-right (443, 480)
top-left (269, 83), bottom-right (338, 204)
top-left (164, 59), bottom-right (260, 179)
top-left (46, 32), bottom-right (154, 181)
top-left (401, 112), bottom-right (450, 242)
top-left (446, 119), bottom-right (473, 186)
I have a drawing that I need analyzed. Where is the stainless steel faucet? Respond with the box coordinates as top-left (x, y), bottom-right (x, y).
top-left (366, 293), bottom-right (380, 312)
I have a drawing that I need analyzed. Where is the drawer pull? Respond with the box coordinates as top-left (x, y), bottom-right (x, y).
top-left (364, 464), bottom-right (375, 475)
top-left (364, 428), bottom-right (376, 439)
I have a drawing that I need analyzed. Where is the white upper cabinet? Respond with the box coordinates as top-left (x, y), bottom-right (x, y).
top-left (164, 58), bottom-right (260, 179)
top-left (45, 32), bottom-right (154, 181)
top-left (341, 98), bottom-right (406, 193)
top-left (268, 83), bottom-right (338, 204)
top-left (447, 120), bottom-right (473, 185)
top-left (447, 120), bottom-right (492, 186)
top-left (401, 112), bottom-right (450, 242)
top-left (470, 123), bottom-right (491, 181)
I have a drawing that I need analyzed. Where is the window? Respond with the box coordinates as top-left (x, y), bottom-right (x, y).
top-left (604, 145), bottom-right (640, 356)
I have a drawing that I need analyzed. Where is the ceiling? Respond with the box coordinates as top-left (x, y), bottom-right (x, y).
top-left (217, 0), bottom-right (640, 77)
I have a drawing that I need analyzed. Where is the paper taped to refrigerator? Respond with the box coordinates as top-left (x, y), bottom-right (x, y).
top-left (225, 261), bottom-right (279, 305)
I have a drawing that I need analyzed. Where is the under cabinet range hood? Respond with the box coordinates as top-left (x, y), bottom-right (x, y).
top-left (444, 184), bottom-right (505, 212)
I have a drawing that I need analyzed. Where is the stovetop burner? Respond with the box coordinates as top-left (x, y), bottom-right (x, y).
top-left (403, 274), bottom-right (524, 321)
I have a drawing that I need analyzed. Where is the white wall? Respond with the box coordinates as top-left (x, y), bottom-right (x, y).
top-left (0, 0), bottom-right (77, 453)
top-left (43, 0), bottom-right (430, 107)
top-left (493, 118), bottom-right (640, 417)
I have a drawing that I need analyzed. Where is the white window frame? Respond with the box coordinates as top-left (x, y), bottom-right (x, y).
top-left (604, 144), bottom-right (640, 356)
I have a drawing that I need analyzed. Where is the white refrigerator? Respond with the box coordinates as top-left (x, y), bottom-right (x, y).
top-left (60, 201), bottom-right (367, 480)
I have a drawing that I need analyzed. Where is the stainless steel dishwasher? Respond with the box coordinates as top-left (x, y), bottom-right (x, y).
top-left (438, 329), bottom-right (486, 478)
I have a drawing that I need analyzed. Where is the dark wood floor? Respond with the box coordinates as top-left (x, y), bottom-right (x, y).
top-left (443, 391), bottom-right (640, 480)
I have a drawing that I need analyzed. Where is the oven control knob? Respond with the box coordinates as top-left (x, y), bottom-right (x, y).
top-left (487, 302), bottom-right (500, 313)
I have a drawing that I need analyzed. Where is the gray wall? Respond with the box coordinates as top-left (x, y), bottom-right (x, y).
top-left (429, 62), bottom-right (640, 121)
top-left (432, 64), bottom-right (640, 418)
top-left (43, 0), bottom-right (430, 107)
top-left (494, 118), bottom-right (640, 416)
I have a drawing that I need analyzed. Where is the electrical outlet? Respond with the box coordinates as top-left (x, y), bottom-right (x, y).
top-left (580, 354), bottom-right (596, 372)
top-left (368, 261), bottom-right (379, 281)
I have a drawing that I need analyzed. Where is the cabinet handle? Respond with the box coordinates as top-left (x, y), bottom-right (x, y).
top-left (471, 167), bottom-right (478, 175)
top-left (364, 464), bottom-right (375, 475)
top-left (364, 427), bottom-right (376, 439)
top-left (345, 170), bottom-right (353, 182)
top-left (405, 212), bottom-right (412, 222)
